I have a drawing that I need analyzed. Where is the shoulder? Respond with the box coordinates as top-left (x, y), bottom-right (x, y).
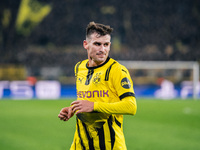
top-left (74, 59), bottom-right (88, 68)
top-left (105, 58), bottom-right (131, 83)
top-left (109, 58), bottom-right (129, 73)
top-left (74, 59), bottom-right (88, 76)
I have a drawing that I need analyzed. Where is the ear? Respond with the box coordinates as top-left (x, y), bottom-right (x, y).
top-left (83, 40), bottom-right (88, 50)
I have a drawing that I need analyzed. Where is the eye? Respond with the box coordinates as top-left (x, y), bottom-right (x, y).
top-left (104, 43), bottom-right (109, 47)
top-left (94, 42), bottom-right (101, 46)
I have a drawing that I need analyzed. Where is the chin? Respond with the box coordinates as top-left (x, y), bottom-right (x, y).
top-left (97, 58), bottom-right (106, 63)
top-left (99, 55), bottom-right (107, 60)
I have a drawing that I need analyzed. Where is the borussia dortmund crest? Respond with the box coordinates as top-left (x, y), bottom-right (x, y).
top-left (93, 73), bottom-right (101, 84)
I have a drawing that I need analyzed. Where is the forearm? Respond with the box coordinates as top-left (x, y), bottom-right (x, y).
top-left (94, 96), bottom-right (137, 115)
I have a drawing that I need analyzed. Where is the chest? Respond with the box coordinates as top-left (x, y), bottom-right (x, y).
top-left (76, 69), bottom-right (109, 91)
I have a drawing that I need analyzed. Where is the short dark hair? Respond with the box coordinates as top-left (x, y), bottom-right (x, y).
top-left (86, 21), bottom-right (113, 38)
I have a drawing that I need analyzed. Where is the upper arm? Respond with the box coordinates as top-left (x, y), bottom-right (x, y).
top-left (110, 64), bottom-right (135, 100)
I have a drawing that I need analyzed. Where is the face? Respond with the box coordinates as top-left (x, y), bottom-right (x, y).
top-left (83, 33), bottom-right (111, 67)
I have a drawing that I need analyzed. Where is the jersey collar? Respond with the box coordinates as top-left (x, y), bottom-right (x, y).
top-left (86, 57), bottom-right (110, 69)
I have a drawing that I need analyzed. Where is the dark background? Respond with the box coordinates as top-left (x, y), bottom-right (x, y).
top-left (0, 0), bottom-right (200, 79)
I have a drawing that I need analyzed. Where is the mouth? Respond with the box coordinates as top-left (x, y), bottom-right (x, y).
top-left (96, 52), bottom-right (105, 57)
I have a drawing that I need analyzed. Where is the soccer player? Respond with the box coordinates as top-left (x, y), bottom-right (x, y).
top-left (58, 22), bottom-right (137, 150)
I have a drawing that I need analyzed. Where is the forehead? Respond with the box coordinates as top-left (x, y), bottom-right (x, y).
top-left (88, 33), bottom-right (111, 43)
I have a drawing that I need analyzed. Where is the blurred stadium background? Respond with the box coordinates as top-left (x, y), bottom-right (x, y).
top-left (0, 0), bottom-right (200, 99)
top-left (1, 1), bottom-right (200, 150)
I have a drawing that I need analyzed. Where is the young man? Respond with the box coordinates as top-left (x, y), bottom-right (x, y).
top-left (58, 22), bottom-right (137, 150)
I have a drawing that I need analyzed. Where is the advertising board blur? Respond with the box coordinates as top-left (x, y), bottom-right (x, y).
top-left (0, 80), bottom-right (75, 99)
top-left (0, 80), bottom-right (199, 99)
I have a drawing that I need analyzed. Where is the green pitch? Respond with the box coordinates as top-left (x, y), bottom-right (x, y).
top-left (0, 98), bottom-right (200, 150)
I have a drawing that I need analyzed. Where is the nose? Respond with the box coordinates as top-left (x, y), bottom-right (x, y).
top-left (100, 44), bottom-right (106, 52)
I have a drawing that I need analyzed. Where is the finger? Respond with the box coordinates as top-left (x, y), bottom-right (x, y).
top-left (58, 114), bottom-right (67, 119)
top-left (72, 106), bottom-right (81, 113)
top-left (60, 108), bottom-right (69, 113)
top-left (75, 110), bottom-right (83, 115)
top-left (71, 104), bottom-right (80, 111)
top-left (60, 117), bottom-right (66, 120)
top-left (58, 113), bottom-right (66, 117)
top-left (59, 112), bottom-right (68, 118)
top-left (58, 114), bottom-right (63, 118)
top-left (59, 115), bottom-right (69, 121)
top-left (67, 108), bottom-right (72, 118)
top-left (71, 101), bottom-right (77, 105)
top-left (59, 116), bottom-right (66, 121)
top-left (71, 100), bottom-right (81, 105)
top-left (60, 111), bottom-right (68, 115)
top-left (63, 117), bottom-right (69, 121)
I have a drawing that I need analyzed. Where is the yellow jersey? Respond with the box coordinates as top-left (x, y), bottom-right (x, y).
top-left (70, 57), bottom-right (137, 150)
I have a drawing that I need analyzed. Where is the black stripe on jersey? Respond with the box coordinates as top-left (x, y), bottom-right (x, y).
top-left (97, 126), bottom-right (106, 150)
top-left (122, 69), bottom-right (127, 74)
top-left (114, 117), bottom-right (121, 128)
top-left (105, 62), bottom-right (116, 81)
top-left (76, 118), bottom-right (86, 150)
top-left (108, 116), bottom-right (115, 149)
top-left (82, 122), bottom-right (95, 150)
top-left (75, 61), bottom-right (82, 77)
top-left (85, 69), bottom-right (94, 85)
top-left (119, 92), bottom-right (135, 100)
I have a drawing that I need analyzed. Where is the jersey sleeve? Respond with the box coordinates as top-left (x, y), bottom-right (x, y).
top-left (93, 62), bottom-right (137, 115)
top-left (94, 96), bottom-right (137, 115)
top-left (110, 63), bottom-right (135, 99)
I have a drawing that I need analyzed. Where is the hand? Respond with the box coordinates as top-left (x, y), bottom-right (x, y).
top-left (58, 107), bottom-right (74, 121)
top-left (71, 100), bottom-right (94, 115)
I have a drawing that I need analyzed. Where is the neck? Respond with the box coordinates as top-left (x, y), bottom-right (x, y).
top-left (87, 57), bottom-right (110, 68)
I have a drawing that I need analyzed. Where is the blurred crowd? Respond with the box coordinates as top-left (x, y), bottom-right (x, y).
top-left (0, 0), bottom-right (200, 79)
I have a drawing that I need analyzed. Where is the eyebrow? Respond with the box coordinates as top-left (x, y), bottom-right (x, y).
top-left (93, 41), bottom-right (110, 44)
